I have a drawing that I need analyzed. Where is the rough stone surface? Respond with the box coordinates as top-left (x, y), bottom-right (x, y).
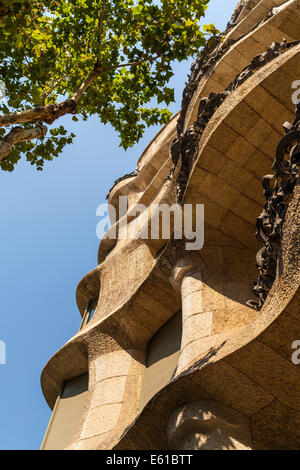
top-left (167, 401), bottom-right (252, 450)
top-left (41, 1), bottom-right (300, 450)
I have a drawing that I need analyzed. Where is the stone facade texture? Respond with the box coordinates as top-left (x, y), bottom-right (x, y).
top-left (41, 0), bottom-right (300, 450)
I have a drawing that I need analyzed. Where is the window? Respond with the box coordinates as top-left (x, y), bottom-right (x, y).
top-left (79, 297), bottom-right (98, 330)
top-left (140, 311), bottom-right (182, 410)
top-left (41, 373), bottom-right (88, 450)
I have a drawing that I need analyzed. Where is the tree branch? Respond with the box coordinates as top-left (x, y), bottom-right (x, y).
top-left (0, 51), bottom-right (161, 161)
top-left (42, 74), bottom-right (67, 105)
top-left (0, 65), bottom-right (104, 128)
top-left (0, 99), bottom-right (77, 127)
top-left (71, 67), bottom-right (103, 102)
top-left (103, 55), bottom-right (161, 72)
top-left (96, 0), bottom-right (107, 62)
top-left (0, 124), bottom-right (47, 162)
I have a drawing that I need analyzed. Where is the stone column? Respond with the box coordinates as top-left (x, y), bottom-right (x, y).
top-left (67, 347), bottom-right (144, 450)
top-left (170, 255), bottom-right (213, 374)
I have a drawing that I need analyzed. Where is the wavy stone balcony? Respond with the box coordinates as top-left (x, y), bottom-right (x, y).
top-left (41, 1), bottom-right (300, 451)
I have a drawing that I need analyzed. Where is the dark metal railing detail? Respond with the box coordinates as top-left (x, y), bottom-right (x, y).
top-left (171, 40), bottom-right (299, 203)
top-left (247, 103), bottom-right (300, 310)
top-left (106, 170), bottom-right (139, 199)
top-left (176, 36), bottom-right (235, 138)
top-left (176, 1), bottom-right (279, 140)
top-left (106, 2), bottom-right (280, 201)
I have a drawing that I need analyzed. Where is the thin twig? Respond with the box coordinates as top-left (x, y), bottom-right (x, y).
top-left (71, 66), bottom-right (103, 102)
top-left (96, 0), bottom-right (107, 63)
top-left (104, 55), bottom-right (161, 72)
top-left (42, 74), bottom-right (67, 105)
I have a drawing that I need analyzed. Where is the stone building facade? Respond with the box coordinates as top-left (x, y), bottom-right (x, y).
top-left (41, 0), bottom-right (300, 450)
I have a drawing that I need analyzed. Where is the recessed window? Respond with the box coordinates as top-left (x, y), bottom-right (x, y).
top-left (79, 297), bottom-right (98, 330)
top-left (140, 310), bottom-right (182, 410)
top-left (41, 373), bottom-right (88, 450)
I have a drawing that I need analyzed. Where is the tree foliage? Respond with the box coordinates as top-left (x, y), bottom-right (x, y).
top-left (0, 0), bottom-right (217, 171)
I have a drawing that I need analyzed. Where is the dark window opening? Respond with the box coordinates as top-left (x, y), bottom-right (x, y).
top-left (79, 296), bottom-right (98, 330)
top-left (41, 373), bottom-right (88, 450)
top-left (140, 310), bottom-right (182, 409)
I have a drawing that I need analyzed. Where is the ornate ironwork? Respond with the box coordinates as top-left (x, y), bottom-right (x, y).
top-left (247, 103), bottom-right (300, 310)
top-left (172, 40), bottom-right (299, 203)
top-left (176, 0), bottom-right (279, 138)
top-left (106, 169), bottom-right (139, 199)
top-left (106, 1), bottom-right (281, 201)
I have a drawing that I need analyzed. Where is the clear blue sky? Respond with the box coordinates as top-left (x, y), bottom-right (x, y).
top-left (0, 0), bottom-right (237, 450)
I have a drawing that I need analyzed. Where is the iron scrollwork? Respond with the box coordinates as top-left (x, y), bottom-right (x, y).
top-left (247, 103), bottom-right (300, 310)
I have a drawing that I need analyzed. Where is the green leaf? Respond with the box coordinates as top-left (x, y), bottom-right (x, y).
top-left (0, 0), bottom-right (216, 171)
